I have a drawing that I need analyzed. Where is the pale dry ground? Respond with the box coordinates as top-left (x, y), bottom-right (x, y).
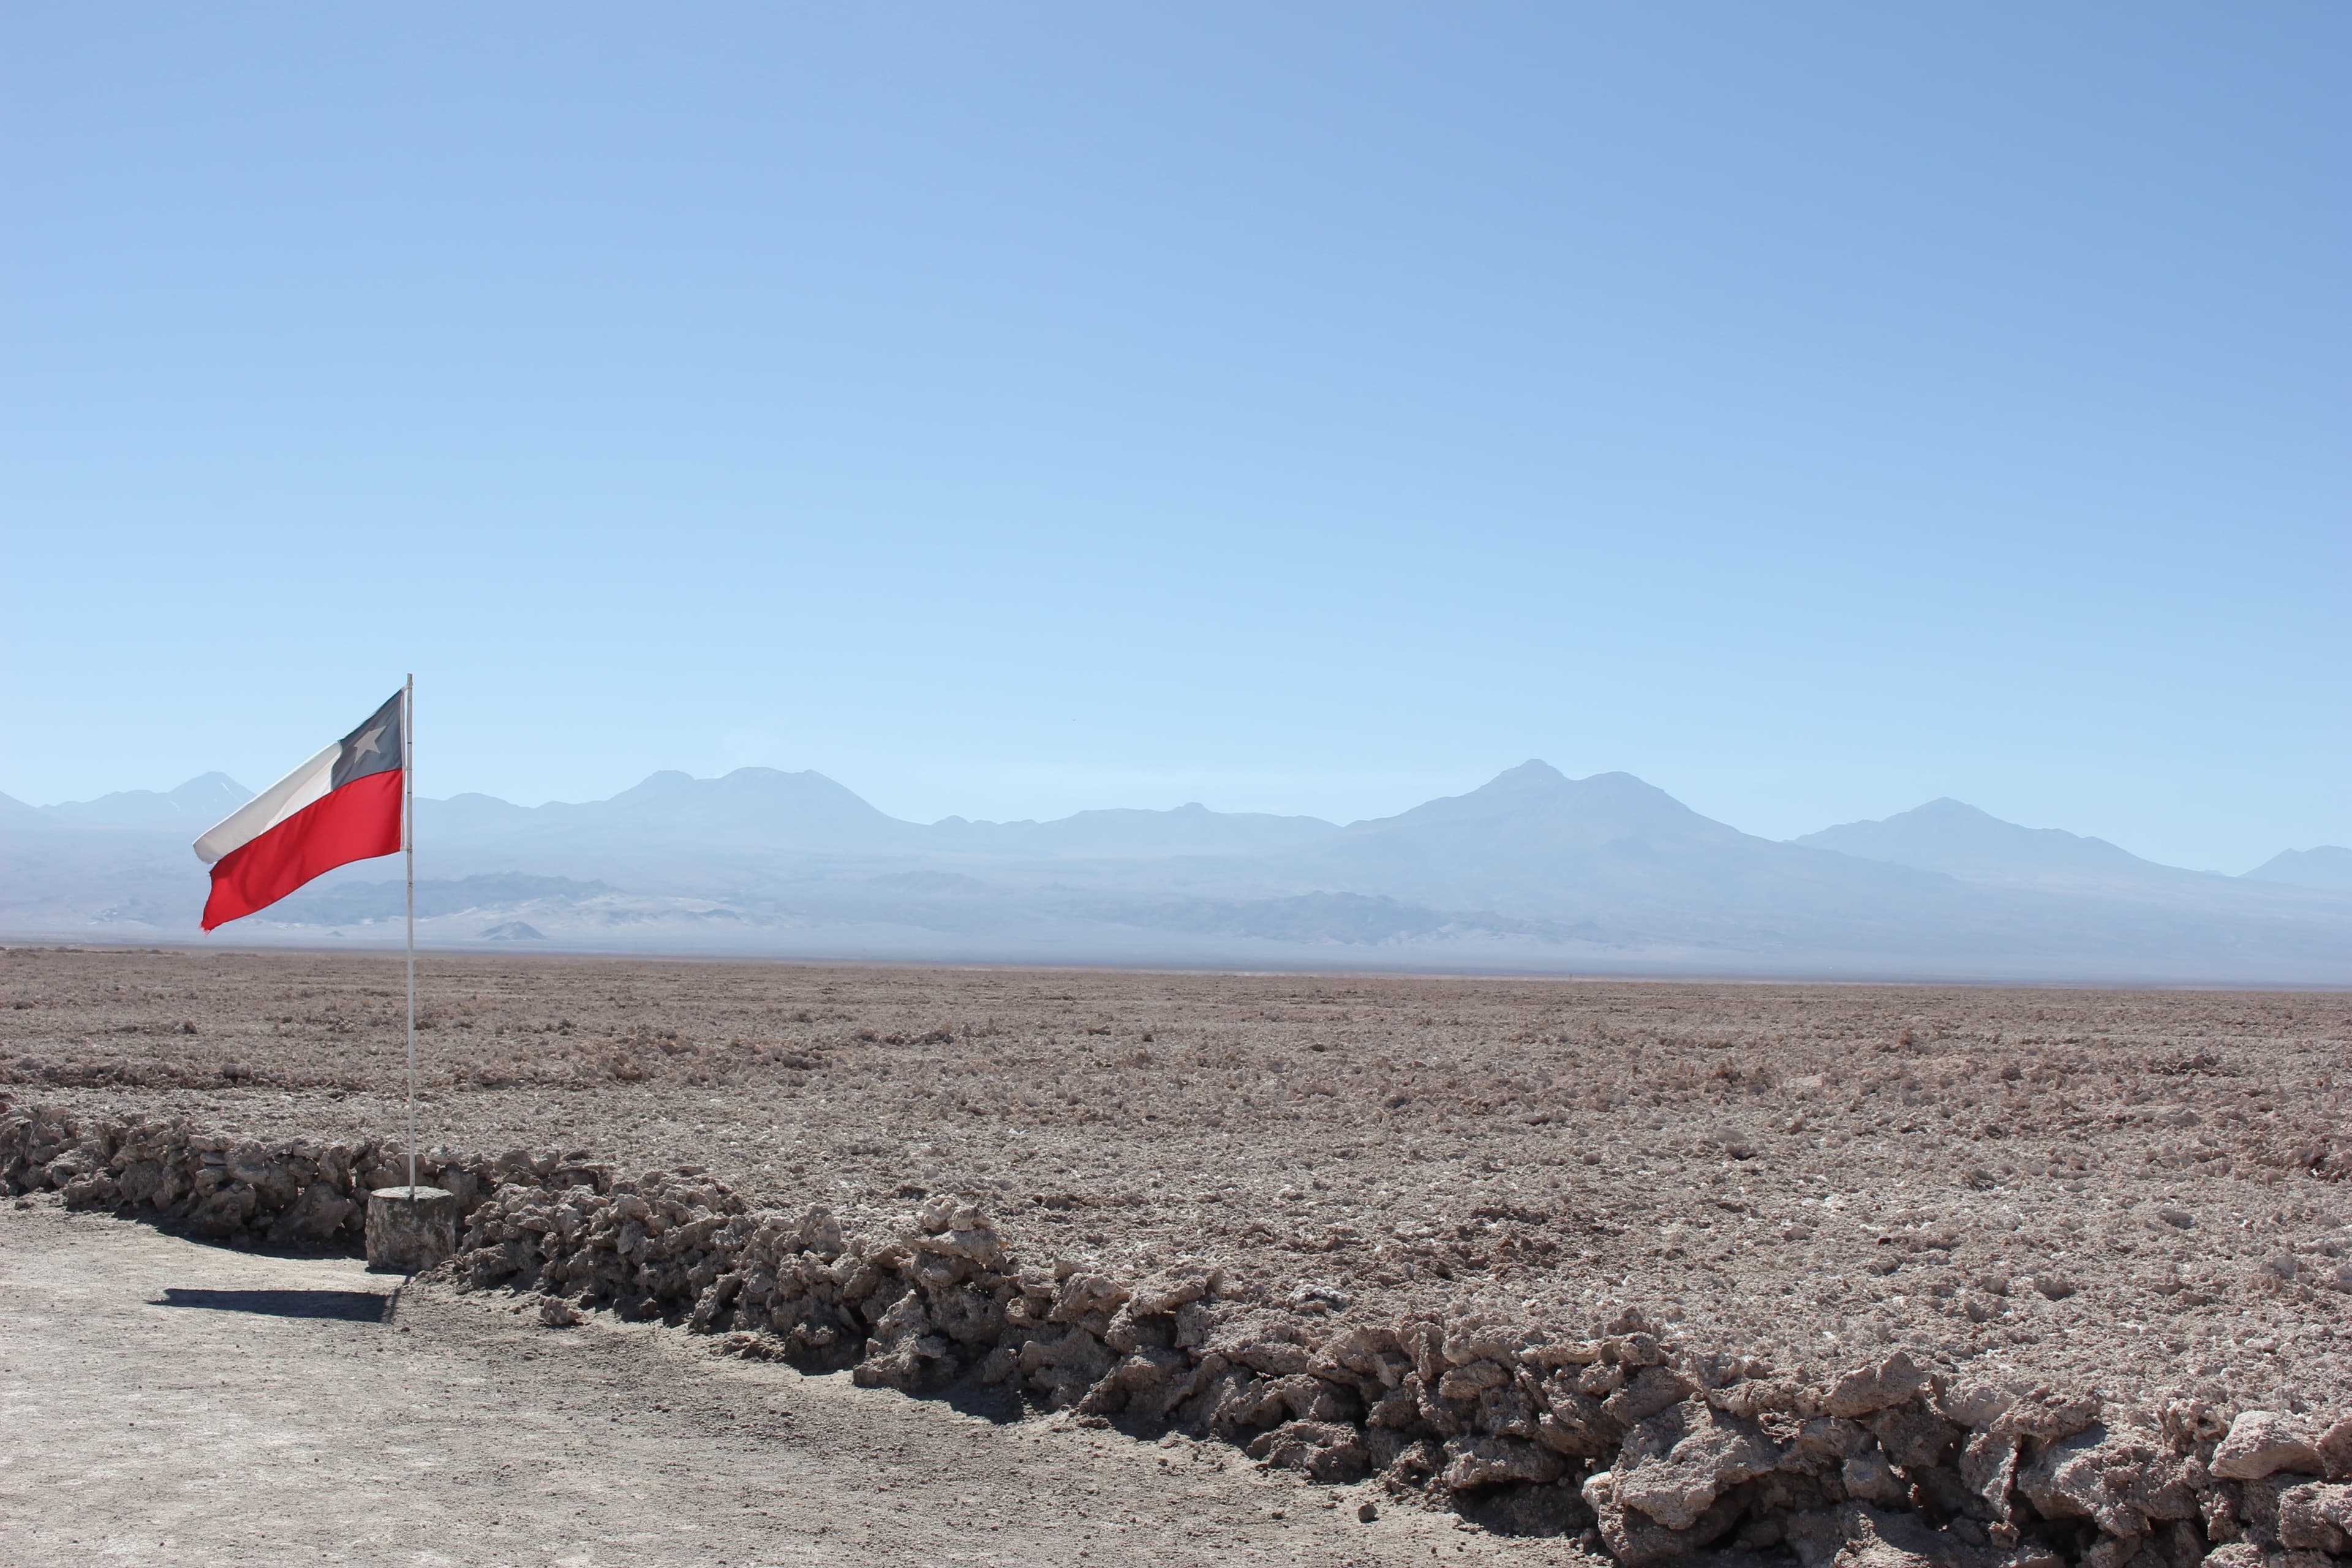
top-left (5, 945), bottom-right (2348, 1411)
top-left (0, 1199), bottom-right (1571, 1568)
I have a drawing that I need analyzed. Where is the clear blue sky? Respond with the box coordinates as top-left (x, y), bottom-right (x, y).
top-left (3, 4), bottom-right (2344, 873)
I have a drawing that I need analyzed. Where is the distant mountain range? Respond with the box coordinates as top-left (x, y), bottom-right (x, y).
top-left (1797, 797), bottom-right (2217, 889)
top-left (2, 763), bottom-right (2345, 984)
top-left (30, 773), bottom-right (252, 829)
top-left (2239, 845), bottom-right (2352, 896)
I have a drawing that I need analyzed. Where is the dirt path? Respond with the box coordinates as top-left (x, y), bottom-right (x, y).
top-left (0, 1202), bottom-right (1585, 1568)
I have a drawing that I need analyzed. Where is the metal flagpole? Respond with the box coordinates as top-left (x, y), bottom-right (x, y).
top-left (404, 673), bottom-right (417, 1203)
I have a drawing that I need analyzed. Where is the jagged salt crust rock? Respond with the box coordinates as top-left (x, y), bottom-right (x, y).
top-left (7, 1101), bottom-right (2347, 1567)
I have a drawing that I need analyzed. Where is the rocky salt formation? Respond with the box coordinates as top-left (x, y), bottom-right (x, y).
top-left (0, 1101), bottom-right (599, 1247)
top-left (9, 1100), bottom-right (2345, 1568)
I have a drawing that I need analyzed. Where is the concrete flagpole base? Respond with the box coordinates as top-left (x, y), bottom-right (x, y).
top-left (366, 1185), bottom-right (458, 1273)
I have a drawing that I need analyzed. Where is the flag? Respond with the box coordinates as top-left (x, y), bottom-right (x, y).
top-left (194, 690), bottom-right (406, 930)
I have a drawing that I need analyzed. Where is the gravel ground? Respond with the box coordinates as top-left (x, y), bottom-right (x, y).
top-left (2, 1197), bottom-right (1542, 1567)
top-left (5, 944), bottom-right (2348, 1413)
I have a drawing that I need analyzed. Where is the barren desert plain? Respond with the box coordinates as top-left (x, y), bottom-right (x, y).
top-left (4, 944), bottom-right (2348, 1567)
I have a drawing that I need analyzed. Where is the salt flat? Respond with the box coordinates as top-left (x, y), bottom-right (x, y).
top-left (5, 946), bottom-right (2348, 1567)
top-left (9, 946), bottom-right (2345, 1408)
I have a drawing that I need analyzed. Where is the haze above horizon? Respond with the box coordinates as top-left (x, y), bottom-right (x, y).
top-left (3, 4), bottom-right (2345, 873)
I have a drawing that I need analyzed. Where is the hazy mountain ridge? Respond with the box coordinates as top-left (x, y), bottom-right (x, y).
top-left (929, 802), bottom-right (1339, 859)
top-left (1796, 797), bottom-right (2219, 890)
top-left (2240, 845), bottom-right (2352, 895)
top-left (407, 771), bottom-right (1330, 862)
top-left (1276, 764), bottom-right (1939, 922)
top-left (3, 761), bottom-right (2345, 982)
top-left (14, 773), bottom-right (254, 830)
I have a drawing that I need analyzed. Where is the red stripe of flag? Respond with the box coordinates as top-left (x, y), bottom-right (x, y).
top-left (201, 768), bottom-right (405, 930)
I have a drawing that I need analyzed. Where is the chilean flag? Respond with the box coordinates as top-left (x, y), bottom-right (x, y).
top-left (194, 690), bottom-right (407, 930)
